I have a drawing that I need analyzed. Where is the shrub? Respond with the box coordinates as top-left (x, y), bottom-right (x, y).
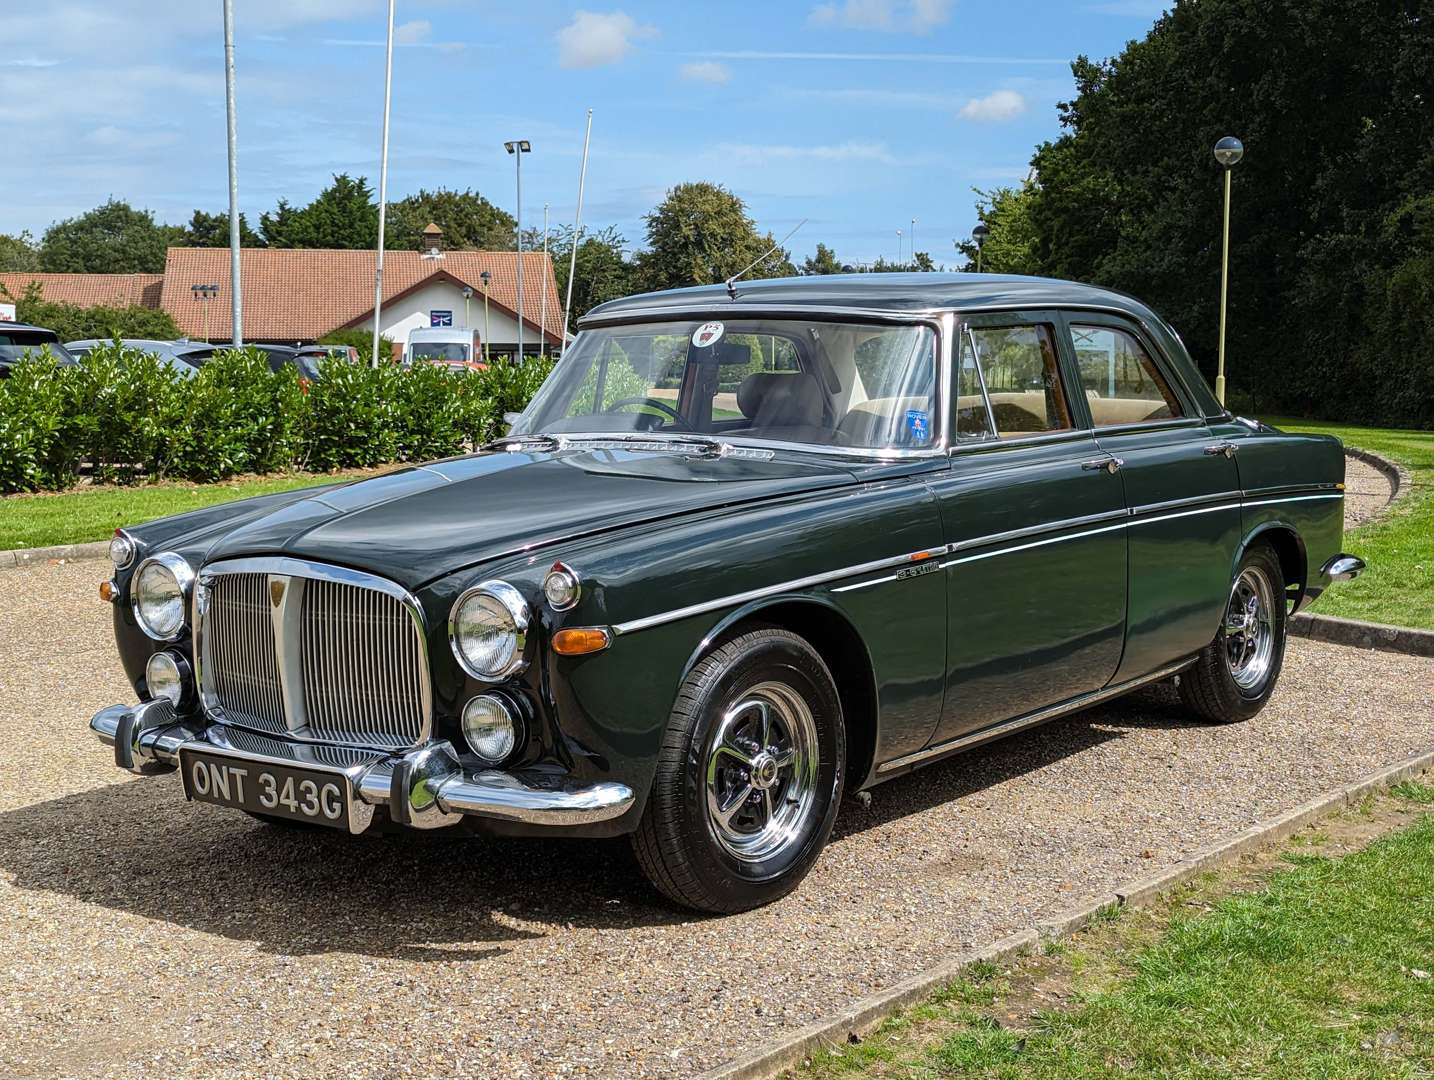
top-left (0, 353), bottom-right (77, 492)
top-left (302, 360), bottom-right (401, 469)
top-left (169, 348), bottom-right (305, 481)
top-left (0, 281), bottom-right (181, 342)
top-left (61, 343), bottom-right (186, 483)
top-left (318, 328), bottom-right (397, 364)
top-left (391, 361), bottom-right (467, 461)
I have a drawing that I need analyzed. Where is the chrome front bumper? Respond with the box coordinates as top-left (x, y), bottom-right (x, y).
top-left (90, 702), bottom-right (635, 831)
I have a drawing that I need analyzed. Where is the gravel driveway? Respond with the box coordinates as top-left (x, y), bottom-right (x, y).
top-left (2, 558), bottom-right (1429, 1079)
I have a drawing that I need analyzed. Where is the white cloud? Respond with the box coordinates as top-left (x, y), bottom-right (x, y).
top-left (808, 0), bottom-right (953, 33)
top-left (555, 10), bottom-right (658, 69)
top-left (958, 89), bottom-right (1028, 123)
top-left (718, 141), bottom-right (896, 165)
top-left (680, 60), bottom-right (730, 84)
top-left (393, 19), bottom-right (430, 45)
top-left (0, 57), bottom-right (59, 68)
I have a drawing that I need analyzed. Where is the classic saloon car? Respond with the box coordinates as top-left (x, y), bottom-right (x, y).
top-left (91, 274), bottom-right (1364, 913)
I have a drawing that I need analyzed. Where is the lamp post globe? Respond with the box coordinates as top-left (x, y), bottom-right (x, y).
top-left (1214, 136), bottom-right (1244, 169)
top-left (971, 222), bottom-right (990, 273)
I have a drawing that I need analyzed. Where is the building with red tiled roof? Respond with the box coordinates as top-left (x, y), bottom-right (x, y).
top-left (161, 245), bottom-right (561, 354)
top-left (0, 272), bottom-right (163, 309)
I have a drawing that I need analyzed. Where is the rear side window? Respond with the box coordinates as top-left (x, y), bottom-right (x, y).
top-left (965, 324), bottom-right (1073, 437)
top-left (1070, 325), bottom-right (1183, 426)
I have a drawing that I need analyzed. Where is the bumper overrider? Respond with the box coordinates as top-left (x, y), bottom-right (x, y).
top-left (90, 701), bottom-right (635, 834)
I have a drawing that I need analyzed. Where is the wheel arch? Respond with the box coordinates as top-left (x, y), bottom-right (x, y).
top-left (1235, 522), bottom-right (1307, 609)
top-left (683, 596), bottom-right (880, 794)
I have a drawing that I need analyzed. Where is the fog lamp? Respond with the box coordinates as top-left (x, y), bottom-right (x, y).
top-left (462, 694), bottom-right (520, 764)
top-left (145, 651), bottom-right (191, 708)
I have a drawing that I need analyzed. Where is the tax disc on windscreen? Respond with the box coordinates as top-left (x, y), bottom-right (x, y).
top-left (691, 321), bottom-right (725, 348)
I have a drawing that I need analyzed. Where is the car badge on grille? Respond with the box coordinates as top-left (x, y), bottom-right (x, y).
top-left (270, 577), bottom-right (288, 608)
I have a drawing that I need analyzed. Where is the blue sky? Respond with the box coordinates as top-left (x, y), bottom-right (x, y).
top-left (1, 1), bottom-right (1166, 266)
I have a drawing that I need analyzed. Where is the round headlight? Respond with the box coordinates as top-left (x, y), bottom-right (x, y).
top-left (132, 553), bottom-right (194, 641)
top-left (462, 694), bottom-right (520, 763)
top-left (109, 530), bottom-right (136, 570)
top-left (449, 580), bottom-right (529, 680)
top-left (145, 651), bottom-right (190, 708)
top-left (542, 562), bottom-right (582, 611)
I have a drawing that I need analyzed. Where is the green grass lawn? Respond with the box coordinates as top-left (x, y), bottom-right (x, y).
top-left (0, 468), bottom-right (391, 551)
top-left (1265, 417), bottom-right (1434, 629)
top-left (801, 783), bottom-right (1434, 1080)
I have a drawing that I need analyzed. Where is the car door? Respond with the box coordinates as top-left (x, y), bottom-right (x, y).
top-left (924, 310), bottom-right (1128, 747)
top-left (1064, 313), bottom-right (1243, 682)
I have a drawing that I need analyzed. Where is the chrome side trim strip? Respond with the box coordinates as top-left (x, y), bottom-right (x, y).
top-left (610, 548), bottom-right (942, 635)
top-left (876, 657), bottom-right (1196, 774)
top-left (613, 492), bottom-right (1341, 634)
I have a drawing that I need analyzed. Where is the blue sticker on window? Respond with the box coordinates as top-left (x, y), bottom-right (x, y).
top-left (906, 409), bottom-right (930, 443)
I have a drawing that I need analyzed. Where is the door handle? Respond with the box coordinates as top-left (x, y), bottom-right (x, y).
top-left (1204, 442), bottom-right (1236, 459)
top-left (1082, 457), bottom-right (1123, 474)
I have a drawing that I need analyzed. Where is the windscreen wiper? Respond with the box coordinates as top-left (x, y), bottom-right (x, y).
top-left (625, 433), bottom-right (732, 458)
top-left (485, 433), bottom-right (565, 452)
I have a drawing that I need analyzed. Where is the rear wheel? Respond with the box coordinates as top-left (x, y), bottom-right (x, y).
top-left (1179, 543), bottom-right (1287, 723)
top-left (632, 627), bottom-right (845, 913)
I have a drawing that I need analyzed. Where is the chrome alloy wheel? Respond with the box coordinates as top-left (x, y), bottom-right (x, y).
top-left (1224, 565), bottom-right (1276, 691)
top-left (705, 681), bottom-right (820, 863)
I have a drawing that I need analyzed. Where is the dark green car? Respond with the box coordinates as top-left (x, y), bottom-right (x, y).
top-left (91, 274), bottom-right (1364, 913)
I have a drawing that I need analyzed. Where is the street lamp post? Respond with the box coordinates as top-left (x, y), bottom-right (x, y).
top-left (540, 203), bottom-right (549, 359)
top-left (480, 270), bottom-right (492, 364)
top-left (191, 283), bottom-right (218, 343)
top-left (461, 285), bottom-right (473, 339)
top-left (910, 217), bottom-right (916, 266)
top-left (1213, 135), bottom-right (1244, 407)
top-left (504, 139), bottom-right (531, 361)
top-left (971, 222), bottom-right (990, 273)
top-left (895, 228), bottom-right (902, 264)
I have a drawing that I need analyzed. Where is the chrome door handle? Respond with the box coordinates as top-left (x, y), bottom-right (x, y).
top-left (1082, 457), bottom-right (1123, 474)
top-left (1204, 442), bottom-right (1236, 459)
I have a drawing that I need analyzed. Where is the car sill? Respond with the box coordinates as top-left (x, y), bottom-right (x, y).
top-left (875, 656), bottom-right (1197, 775)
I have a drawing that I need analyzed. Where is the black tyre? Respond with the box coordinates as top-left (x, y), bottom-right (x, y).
top-left (632, 627), bottom-right (845, 914)
top-left (1179, 543), bottom-right (1288, 724)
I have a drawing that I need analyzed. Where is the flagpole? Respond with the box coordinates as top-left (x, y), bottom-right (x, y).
top-left (223, 0), bottom-right (242, 345)
top-left (540, 202), bottom-right (549, 359)
top-left (560, 108), bottom-right (592, 354)
top-left (370, 0), bottom-right (395, 368)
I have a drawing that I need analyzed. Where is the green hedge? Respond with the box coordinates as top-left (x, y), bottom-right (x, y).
top-left (0, 342), bottom-right (552, 494)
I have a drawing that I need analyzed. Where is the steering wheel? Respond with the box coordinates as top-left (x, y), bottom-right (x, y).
top-left (601, 396), bottom-right (695, 431)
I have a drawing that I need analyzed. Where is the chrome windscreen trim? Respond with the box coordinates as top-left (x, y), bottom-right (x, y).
top-left (876, 657), bottom-right (1197, 774)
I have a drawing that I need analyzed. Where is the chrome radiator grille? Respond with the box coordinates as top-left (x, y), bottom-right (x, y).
top-left (197, 559), bottom-right (431, 750)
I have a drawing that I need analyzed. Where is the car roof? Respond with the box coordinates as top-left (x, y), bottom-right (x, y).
top-left (0, 323), bottom-right (60, 336)
top-left (582, 273), bottom-right (1163, 324)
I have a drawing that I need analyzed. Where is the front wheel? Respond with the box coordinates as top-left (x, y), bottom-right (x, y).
top-left (632, 627), bottom-right (845, 913)
top-left (1179, 543), bottom-right (1287, 723)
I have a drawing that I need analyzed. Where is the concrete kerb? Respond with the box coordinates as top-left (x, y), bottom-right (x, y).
top-left (1344, 445), bottom-right (1411, 508)
top-left (702, 750), bottom-right (1434, 1080)
top-left (0, 540), bottom-right (110, 571)
top-left (1290, 612), bottom-right (1434, 658)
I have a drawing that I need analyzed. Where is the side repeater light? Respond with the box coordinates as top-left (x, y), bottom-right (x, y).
top-left (552, 627), bottom-right (612, 657)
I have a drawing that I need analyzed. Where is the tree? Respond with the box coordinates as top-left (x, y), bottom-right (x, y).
top-left (0, 231), bottom-right (40, 272)
top-left (636, 183), bottom-right (795, 291)
top-left (386, 189), bottom-right (515, 251)
top-left (800, 243), bottom-right (849, 276)
top-left (546, 225), bottom-right (636, 321)
top-left (39, 199), bottom-right (178, 273)
top-left (956, 184), bottom-right (1040, 275)
top-left (183, 210), bottom-right (262, 248)
top-left (1024, 0), bottom-right (1434, 425)
top-left (260, 174), bottom-right (377, 249)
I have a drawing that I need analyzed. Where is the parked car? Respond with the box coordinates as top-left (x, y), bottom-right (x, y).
top-left (404, 326), bottom-right (483, 372)
top-left (296, 344), bottom-right (360, 365)
top-left (89, 274), bottom-right (1363, 913)
top-left (0, 323), bottom-right (76, 377)
top-left (207, 342), bottom-right (323, 382)
top-left (65, 338), bottom-right (215, 378)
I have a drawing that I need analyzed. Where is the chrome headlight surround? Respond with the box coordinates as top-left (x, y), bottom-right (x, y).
top-left (449, 580), bottom-right (530, 680)
top-left (131, 552), bottom-right (195, 642)
top-left (109, 529), bottom-right (137, 570)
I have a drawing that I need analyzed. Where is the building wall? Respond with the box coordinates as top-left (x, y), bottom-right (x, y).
top-left (352, 280), bottom-right (555, 358)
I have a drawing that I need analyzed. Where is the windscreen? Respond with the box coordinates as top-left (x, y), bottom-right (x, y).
top-left (512, 318), bottom-right (938, 451)
top-left (412, 342), bottom-right (470, 362)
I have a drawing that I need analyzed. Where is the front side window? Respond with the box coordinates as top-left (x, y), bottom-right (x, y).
top-left (1070, 325), bottom-right (1182, 426)
top-left (514, 318), bottom-right (938, 452)
top-left (965, 324), bottom-right (1073, 437)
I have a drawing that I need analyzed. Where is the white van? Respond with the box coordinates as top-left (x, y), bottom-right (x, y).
top-left (403, 326), bottom-right (483, 371)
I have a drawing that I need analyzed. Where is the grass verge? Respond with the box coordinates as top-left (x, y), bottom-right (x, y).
top-left (1265, 417), bottom-right (1434, 629)
top-left (0, 468), bottom-right (392, 551)
top-left (795, 782), bottom-right (1434, 1079)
